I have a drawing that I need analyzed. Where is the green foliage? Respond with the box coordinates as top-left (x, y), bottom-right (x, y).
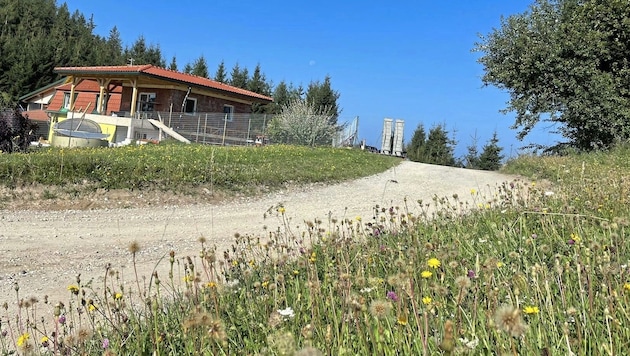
top-left (267, 81), bottom-right (303, 115)
top-left (407, 123), bottom-right (456, 166)
top-left (0, 0), bottom-right (124, 100)
top-left (267, 100), bottom-right (339, 146)
top-left (229, 63), bottom-right (249, 89)
top-left (123, 35), bottom-right (165, 66)
top-left (305, 75), bottom-right (340, 125)
top-left (191, 55), bottom-right (209, 78)
top-left (406, 123), bottom-right (427, 163)
top-left (477, 131), bottom-right (504, 171)
top-left (475, 0), bottom-right (630, 151)
top-left (464, 133), bottom-right (481, 169)
top-left (6, 148), bottom-right (630, 354)
top-left (0, 144), bottom-right (399, 192)
top-left (168, 55), bottom-right (178, 71)
top-left (213, 60), bottom-right (227, 83)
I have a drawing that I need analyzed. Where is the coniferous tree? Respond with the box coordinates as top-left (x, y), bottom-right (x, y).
top-left (168, 56), bottom-right (178, 71)
top-left (183, 63), bottom-right (193, 74)
top-left (305, 75), bottom-right (340, 125)
top-left (191, 55), bottom-right (209, 78)
top-left (464, 133), bottom-right (481, 169)
top-left (229, 63), bottom-right (249, 89)
top-left (477, 131), bottom-right (504, 171)
top-left (423, 124), bottom-right (456, 166)
top-left (214, 60), bottom-right (227, 83)
top-left (406, 123), bottom-right (427, 163)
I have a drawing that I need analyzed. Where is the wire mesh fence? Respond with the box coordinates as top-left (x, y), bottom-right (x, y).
top-left (149, 112), bottom-right (270, 146)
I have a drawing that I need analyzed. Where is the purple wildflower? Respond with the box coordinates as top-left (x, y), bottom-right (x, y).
top-left (58, 315), bottom-right (66, 325)
top-left (568, 239), bottom-right (575, 245)
top-left (102, 338), bottom-right (110, 349)
top-left (386, 291), bottom-right (399, 302)
top-left (467, 270), bottom-right (476, 279)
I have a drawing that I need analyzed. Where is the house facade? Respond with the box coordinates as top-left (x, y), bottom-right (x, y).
top-left (22, 65), bottom-right (273, 145)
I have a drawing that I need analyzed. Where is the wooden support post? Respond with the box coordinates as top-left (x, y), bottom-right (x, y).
top-left (130, 79), bottom-right (138, 118)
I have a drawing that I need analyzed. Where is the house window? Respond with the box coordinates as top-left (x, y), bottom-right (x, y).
top-left (184, 98), bottom-right (197, 113)
top-left (223, 105), bottom-right (234, 122)
top-left (137, 92), bottom-right (156, 112)
top-left (94, 93), bottom-right (110, 113)
top-left (62, 92), bottom-right (78, 109)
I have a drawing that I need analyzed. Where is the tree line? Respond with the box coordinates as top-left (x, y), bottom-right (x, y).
top-left (406, 123), bottom-right (504, 171)
top-left (0, 0), bottom-right (340, 122)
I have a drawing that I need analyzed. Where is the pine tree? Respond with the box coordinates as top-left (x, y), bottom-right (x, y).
top-left (423, 124), bottom-right (456, 166)
top-left (464, 133), bottom-right (481, 169)
top-left (477, 131), bottom-right (504, 171)
top-left (407, 124), bottom-right (427, 163)
top-left (305, 75), bottom-right (340, 125)
top-left (168, 56), bottom-right (178, 71)
top-left (191, 55), bottom-right (209, 78)
top-left (229, 63), bottom-right (249, 89)
top-left (214, 60), bottom-right (227, 83)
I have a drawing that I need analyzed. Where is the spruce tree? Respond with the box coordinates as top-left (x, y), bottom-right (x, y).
top-left (477, 131), bottom-right (504, 171)
top-left (407, 124), bottom-right (427, 163)
top-left (305, 75), bottom-right (340, 125)
top-left (214, 60), bottom-right (227, 83)
top-left (191, 55), bottom-right (209, 78)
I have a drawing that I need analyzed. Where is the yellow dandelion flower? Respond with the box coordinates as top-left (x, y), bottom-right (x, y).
top-left (231, 260), bottom-right (239, 267)
top-left (470, 188), bottom-right (477, 195)
top-left (17, 333), bottom-right (29, 347)
top-left (262, 281), bottom-right (270, 288)
top-left (114, 292), bottom-right (123, 300)
top-left (496, 261), bottom-right (504, 268)
top-left (570, 233), bottom-right (581, 243)
top-left (67, 285), bottom-right (79, 294)
top-left (293, 270), bottom-right (299, 276)
top-left (206, 282), bottom-right (217, 288)
top-left (421, 270), bottom-right (433, 278)
top-left (183, 275), bottom-right (194, 283)
top-left (422, 296), bottom-right (432, 305)
top-left (40, 336), bottom-right (49, 344)
top-left (356, 216), bottom-right (362, 222)
top-left (523, 306), bottom-right (539, 315)
top-left (88, 304), bottom-right (97, 312)
top-left (427, 258), bottom-right (441, 269)
top-left (278, 207), bottom-right (286, 214)
top-left (623, 282), bottom-right (630, 291)
top-left (397, 314), bottom-right (408, 326)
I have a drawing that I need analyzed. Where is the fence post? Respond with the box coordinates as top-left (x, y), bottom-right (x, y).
top-left (222, 113), bottom-right (228, 146)
top-left (203, 113), bottom-right (208, 144)
top-left (196, 114), bottom-right (201, 143)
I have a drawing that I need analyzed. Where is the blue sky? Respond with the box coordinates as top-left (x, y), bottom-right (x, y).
top-left (62, 0), bottom-right (560, 159)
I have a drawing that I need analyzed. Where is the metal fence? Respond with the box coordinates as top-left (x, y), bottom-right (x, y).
top-left (145, 112), bottom-right (271, 146)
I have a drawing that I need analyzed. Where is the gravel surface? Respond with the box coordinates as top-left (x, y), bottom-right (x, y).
top-left (0, 160), bottom-right (519, 314)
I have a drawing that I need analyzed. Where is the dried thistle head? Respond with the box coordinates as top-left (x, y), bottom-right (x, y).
top-left (494, 304), bottom-right (528, 337)
top-left (368, 299), bottom-right (392, 320)
top-left (128, 241), bottom-right (140, 255)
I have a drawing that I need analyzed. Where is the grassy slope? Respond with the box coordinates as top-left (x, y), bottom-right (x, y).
top-left (3, 145), bottom-right (630, 355)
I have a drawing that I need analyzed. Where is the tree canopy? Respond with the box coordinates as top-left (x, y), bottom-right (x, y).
top-left (475, 0), bottom-right (630, 151)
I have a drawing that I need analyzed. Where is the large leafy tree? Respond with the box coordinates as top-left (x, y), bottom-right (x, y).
top-left (475, 0), bottom-right (630, 151)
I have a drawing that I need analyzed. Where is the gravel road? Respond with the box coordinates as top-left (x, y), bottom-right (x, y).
top-left (0, 160), bottom-right (518, 313)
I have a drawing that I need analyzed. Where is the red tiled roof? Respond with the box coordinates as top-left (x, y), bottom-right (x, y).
top-left (54, 65), bottom-right (273, 103)
top-left (22, 110), bottom-right (49, 122)
top-left (47, 80), bottom-right (123, 114)
top-left (56, 80), bottom-right (124, 93)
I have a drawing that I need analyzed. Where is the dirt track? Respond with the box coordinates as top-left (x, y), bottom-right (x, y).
top-left (0, 161), bottom-right (519, 313)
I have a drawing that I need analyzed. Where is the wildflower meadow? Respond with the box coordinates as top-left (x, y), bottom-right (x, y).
top-left (1, 143), bottom-right (630, 355)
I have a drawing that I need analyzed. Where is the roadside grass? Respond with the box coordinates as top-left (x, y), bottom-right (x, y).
top-left (2, 145), bottom-right (630, 354)
top-left (0, 144), bottom-right (400, 194)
